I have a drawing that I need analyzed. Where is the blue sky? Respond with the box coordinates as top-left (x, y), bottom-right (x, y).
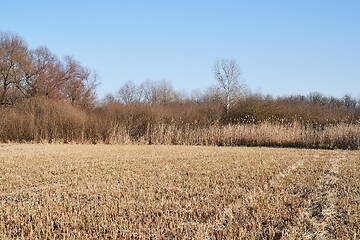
top-left (1, 1), bottom-right (359, 98)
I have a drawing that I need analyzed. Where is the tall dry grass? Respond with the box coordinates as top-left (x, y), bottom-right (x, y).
top-left (139, 121), bottom-right (360, 150)
top-left (0, 98), bottom-right (359, 149)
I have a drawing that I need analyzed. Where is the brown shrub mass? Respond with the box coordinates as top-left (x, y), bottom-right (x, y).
top-left (0, 97), bottom-right (359, 149)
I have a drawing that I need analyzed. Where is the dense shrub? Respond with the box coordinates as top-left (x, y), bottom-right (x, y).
top-left (0, 96), bottom-right (359, 150)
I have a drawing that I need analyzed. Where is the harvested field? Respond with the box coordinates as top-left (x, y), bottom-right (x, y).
top-left (0, 144), bottom-right (359, 239)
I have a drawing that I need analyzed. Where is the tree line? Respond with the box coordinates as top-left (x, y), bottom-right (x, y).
top-left (106, 80), bottom-right (360, 126)
top-left (1, 31), bottom-right (360, 148)
top-left (0, 31), bottom-right (98, 108)
top-left (2, 31), bottom-right (359, 124)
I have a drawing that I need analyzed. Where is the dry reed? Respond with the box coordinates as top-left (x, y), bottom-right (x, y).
top-left (0, 98), bottom-right (359, 149)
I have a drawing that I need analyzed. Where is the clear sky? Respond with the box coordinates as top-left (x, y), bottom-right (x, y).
top-left (1, 0), bottom-right (359, 99)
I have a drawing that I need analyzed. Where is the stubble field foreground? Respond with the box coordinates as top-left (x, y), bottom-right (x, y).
top-left (0, 144), bottom-right (359, 239)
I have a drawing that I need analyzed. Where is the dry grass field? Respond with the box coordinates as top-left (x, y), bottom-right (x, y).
top-left (1, 144), bottom-right (359, 239)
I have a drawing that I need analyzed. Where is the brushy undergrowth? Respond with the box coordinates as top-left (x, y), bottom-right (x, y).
top-left (0, 98), bottom-right (359, 149)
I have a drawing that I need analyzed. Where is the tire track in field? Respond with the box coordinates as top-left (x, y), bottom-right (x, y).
top-left (218, 157), bottom-right (310, 227)
top-left (264, 158), bottom-right (307, 192)
top-left (303, 154), bottom-right (342, 240)
top-left (187, 157), bottom-right (311, 239)
top-left (251, 157), bottom-right (308, 200)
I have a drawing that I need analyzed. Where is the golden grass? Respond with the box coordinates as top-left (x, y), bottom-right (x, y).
top-left (146, 122), bottom-right (360, 149)
top-left (1, 144), bottom-right (359, 239)
top-left (1, 98), bottom-right (359, 149)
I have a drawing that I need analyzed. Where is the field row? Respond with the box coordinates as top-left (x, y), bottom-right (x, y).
top-left (1, 144), bottom-right (359, 239)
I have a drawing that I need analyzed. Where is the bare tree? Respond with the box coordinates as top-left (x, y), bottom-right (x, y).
top-left (214, 58), bottom-right (245, 114)
top-left (27, 47), bottom-right (66, 99)
top-left (102, 93), bottom-right (118, 104)
top-left (138, 79), bottom-right (178, 105)
top-left (62, 56), bottom-right (98, 108)
top-left (117, 80), bottom-right (140, 104)
top-left (0, 31), bottom-right (99, 107)
top-left (138, 80), bottom-right (155, 104)
top-left (156, 79), bottom-right (177, 104)
top-left (0, 32), bottom-right (31, 105)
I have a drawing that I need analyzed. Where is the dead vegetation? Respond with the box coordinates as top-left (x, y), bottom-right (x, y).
top-left (0, 98), bottom-right (359, 149)
top-left (1, 144), bottom-right (359, 239)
